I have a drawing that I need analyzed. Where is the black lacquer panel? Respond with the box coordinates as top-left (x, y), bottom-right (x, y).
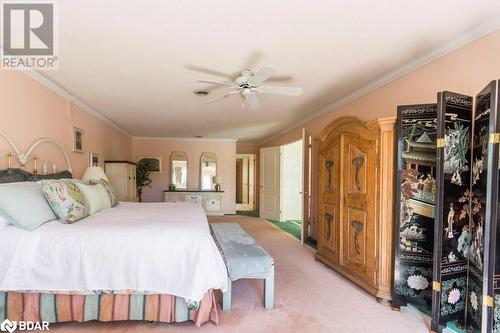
top-left (393, 104), bottom-right (438, 314)
top-left (432, 92), bottom-right (473, 331)
top-left (479, 80), bottom-right (500, 333)
top-left (465, 82), bottom-right (493, 332)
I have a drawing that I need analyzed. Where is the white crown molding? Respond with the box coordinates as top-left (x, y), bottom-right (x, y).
top-left (261, 17), bottom-right (500, 145)
top-left (133, 136), bottom-right (238, 143)
top-left (20, 70), bottom-right (133, 137)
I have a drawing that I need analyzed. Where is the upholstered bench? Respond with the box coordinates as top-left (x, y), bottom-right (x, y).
top-left (210, 223), bottom-right (274, 310)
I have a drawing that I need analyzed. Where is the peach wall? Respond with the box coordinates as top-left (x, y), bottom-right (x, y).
top-left (264, 29), bottom-right (500, 147)
top-left (0, 70), bottom-right (132, 177)
top-left (236, 143), bottom-right (260, 210)
top-left (132, 138), bottom-right (237, 213)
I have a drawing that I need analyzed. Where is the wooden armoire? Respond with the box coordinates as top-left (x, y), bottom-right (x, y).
top-left (315, 116), bottom-right (396, 302)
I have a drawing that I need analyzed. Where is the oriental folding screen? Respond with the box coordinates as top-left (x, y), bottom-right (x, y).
top-left (393, 80), bottom-right (500, 333)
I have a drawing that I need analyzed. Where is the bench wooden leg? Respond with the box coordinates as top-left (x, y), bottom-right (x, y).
top-left (264, 269), bottom-right (274, 309)
top-left (222, 277), bottom-right (232, 311)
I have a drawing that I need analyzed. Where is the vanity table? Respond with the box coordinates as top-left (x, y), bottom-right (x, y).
top-left (163, 189), bottom-right (224, 216)
top-left (166, 151), bottom-right (223, 215)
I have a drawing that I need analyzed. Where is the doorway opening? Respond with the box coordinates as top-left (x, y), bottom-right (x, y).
top-left (260, 131), bottom-right (316, 247)
top-left (236, 154), bottom-right (256, 212)
top-left (260, 140), bottom-right (303, 240)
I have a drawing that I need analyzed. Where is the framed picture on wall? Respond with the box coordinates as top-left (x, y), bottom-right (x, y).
top-left (137, 156), bottom-right (162, 173)
top-left (89, 152), bottom-right (100, 167)
top-left (72, 127), bottom-right (84, 153)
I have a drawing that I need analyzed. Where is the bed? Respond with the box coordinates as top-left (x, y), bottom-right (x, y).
top-left (0, 133), bottom-right (228, 327)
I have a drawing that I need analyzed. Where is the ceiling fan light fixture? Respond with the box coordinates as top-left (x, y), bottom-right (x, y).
top-left (240, 69), bottom-right (253, 78)
top-left (197, 65), bottom-right (302, 110)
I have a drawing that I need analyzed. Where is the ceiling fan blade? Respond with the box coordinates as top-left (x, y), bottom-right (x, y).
top-left (257, 86), bottom-right (303, 96)
top-left (266, 75), bottom-right (294, 82)
top-left (185, 64), bottom-right (233, 79)
top-left (197, 79), bottom-right (237, 87)
top-left (205, 90), bottom-right (240, 103)
top-left (229, 50), bottom-right (265, 78)
top-left (243, 91), bottom-right (261, 110)
top-left (249, 65), bottom-right (277, 85)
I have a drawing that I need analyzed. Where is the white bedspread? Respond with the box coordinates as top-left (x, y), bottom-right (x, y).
top-left (0, 202), bottom-right (228, 301)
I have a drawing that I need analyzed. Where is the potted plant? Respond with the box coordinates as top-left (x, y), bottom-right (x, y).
top-left (136, 161), bottom-right (152, 202)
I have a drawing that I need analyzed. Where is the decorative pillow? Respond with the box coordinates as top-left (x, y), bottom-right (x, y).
top-left (0, 182), bottom-right (57, 230)
top-left (40, 179), bottom-right (89, 224)
top-left (75, 182), bottom-right (111, 214)
top-left (89, 179), bottom-right (119, 207)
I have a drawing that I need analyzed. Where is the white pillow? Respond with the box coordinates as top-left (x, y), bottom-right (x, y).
top-left (0, 208), bottom-right (12, 228)
top-left (75, 183), bottom-right (111, 215)
top-left (0, 182), bottom-right (57, 230)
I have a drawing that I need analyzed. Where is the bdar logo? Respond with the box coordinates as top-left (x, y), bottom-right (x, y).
top-left (0, 319), bottom-right (17, 333)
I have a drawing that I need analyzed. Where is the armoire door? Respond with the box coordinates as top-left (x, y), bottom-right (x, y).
top-left (125, 164), bottom-right (137, 201)
top-left (341, 133), bottom-right (377, 284)
top-left (318, 135), bottom-right (341, 263)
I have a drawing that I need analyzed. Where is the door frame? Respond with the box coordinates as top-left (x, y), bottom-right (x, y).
top-left (301, 128), bottom-right (310, 245)
top-left (260, 129), bottom-right (316, 245)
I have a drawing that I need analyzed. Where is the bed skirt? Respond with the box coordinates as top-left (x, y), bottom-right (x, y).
top-left (0, 290), bottom-right (218, 327)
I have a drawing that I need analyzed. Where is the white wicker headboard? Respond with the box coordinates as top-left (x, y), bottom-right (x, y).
top-left (0, 130), bottom-right (72, 174)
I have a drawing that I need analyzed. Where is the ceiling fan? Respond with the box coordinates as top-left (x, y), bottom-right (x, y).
top-left (197, 66), bottom-right (303, 110)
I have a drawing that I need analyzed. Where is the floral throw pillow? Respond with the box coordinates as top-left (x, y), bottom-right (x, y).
top-left (90, 178), bottom-right (119, 207)
top-left (40, 179), bottom-right (89, 224)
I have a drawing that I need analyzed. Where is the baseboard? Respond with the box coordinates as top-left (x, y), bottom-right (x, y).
top-left (224, 210), bottom-right (237, 215)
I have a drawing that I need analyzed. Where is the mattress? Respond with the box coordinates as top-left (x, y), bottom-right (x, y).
top-left (0, 202), bottom-right (228, 301)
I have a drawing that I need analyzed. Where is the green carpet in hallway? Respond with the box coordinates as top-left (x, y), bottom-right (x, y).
top-left (267, 219), bottom-right (302, 240)
top-left (236, 210), bottom-right (260, 218)
top-left (266, 219), bottom-right (318, 249)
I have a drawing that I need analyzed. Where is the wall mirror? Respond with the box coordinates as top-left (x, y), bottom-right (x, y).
top-left (171, 151), bottom-right (188, 189)
top-left (200, 152), bottom-right (217, 190)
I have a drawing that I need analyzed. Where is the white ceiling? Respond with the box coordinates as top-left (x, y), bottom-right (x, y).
top-left (42, 0), bottom-right (500, 142)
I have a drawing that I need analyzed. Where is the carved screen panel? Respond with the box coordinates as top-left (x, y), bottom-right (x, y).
top-left (393, 104), bottom-right (437, 314)
top-left (476, 80), bottom-right (500, 333)
top-left (465, 82), bottom-right (494, 331)
top-left (433, 92), bottom-right (473, 330)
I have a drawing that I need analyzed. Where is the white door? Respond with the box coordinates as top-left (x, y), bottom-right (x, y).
top-left (260, 146), bottom-right (281, 221)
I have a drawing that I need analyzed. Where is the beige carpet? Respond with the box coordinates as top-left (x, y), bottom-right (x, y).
top-left (51, 215), bottom-right (430, 333)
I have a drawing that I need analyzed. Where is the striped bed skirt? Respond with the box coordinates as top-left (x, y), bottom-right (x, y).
top-left (0, 290), bottom-right (218, 327)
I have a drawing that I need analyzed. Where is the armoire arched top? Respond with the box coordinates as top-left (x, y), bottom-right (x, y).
top-left (319, 116), bottom-right (390, 149)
